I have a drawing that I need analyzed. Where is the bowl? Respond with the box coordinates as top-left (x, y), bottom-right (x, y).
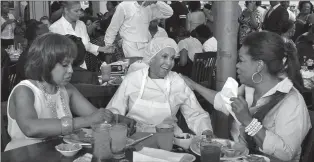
top-left (55, 143), bottom-right (82, 157)
top-left (174, 133), bottom-right (194, 150)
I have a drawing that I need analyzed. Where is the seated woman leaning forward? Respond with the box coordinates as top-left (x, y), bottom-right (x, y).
top-left (182, 31), bottom-right (311, 162)
top-left (106, 37), bottom-right (213, 136)
top-left (5, 33), bottom-right (115, 151)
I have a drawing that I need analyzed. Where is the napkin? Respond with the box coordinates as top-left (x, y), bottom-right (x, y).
top-left (220, 77), bottom-right (241, 125)
top-left (133, 147), bottom-right (191, 162)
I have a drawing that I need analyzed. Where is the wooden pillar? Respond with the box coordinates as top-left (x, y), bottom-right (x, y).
top-left (212, 1), bottom-right (240, 138)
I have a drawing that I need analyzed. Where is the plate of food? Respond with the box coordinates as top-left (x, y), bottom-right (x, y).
top-left (63, 128), bottom-right (135, 146)
top-left (63, 128), bottom-right (93, 146)
top-left (108, 77), bottom-right (123, 85)
top-left (190, 136), bottom-right (249, 161)
top-left (235, 154), bottom-right (270, 162)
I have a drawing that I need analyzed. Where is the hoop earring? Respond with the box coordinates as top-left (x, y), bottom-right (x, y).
top-left (251, 72), bottom-right (263, 84)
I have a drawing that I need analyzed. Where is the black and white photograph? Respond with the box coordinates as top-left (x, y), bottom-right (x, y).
top-left (1, 1), bottom-right (314, 162)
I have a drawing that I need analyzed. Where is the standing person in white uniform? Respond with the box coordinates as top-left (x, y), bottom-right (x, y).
top-left (49, 1), bottom-right (114, 69)
top-left (1, 1), bottom-right (16, 49)
top-left (106, 37), bottom-right (214, 137)
top-left (104, 1), bottom-right (173, 58)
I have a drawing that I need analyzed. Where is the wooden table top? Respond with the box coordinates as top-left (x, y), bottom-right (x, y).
top-left (1, 132), bottom-right (283, 162)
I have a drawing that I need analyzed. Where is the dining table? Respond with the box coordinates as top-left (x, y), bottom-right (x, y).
top-left (1, 132), bottom-right (284, 162)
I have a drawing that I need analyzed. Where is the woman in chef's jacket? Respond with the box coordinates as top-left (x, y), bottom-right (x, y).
top-left (106, 37), bottom-right (213, 136)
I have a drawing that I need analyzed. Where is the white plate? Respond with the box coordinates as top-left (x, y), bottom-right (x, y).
top-left (181, 153), bottom-right (196, 162)
top-left (108, 78), bottom-right (122, 85)
top-left (190, 136), bottom-right (249, 161)
top-left (239, 154), bottom-right (270, 162)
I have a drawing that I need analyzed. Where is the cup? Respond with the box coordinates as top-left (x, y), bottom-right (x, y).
top-left (200, 138), bottom-right (221, 162)
top-left (92, 123), bottom-right (113, 160)
top-left (110, 123), bottom-right (128, 159)
top-left (155, 124), bottom-right (174, 151)
top-left (101, 64), bottom-right (111, 82)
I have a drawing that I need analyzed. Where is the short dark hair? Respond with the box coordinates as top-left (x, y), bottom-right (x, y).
top-left (108, 1), bottom-right (119, 7)
top-left (245, 1), bottom-right (262, 7)
top-left (65, 34), bottom-right (86, 67)
top-left (25, 33), bottom-right (77, 85)
top-left (25, 20), bottom-right (43, 42)
top-left (188, 1), bottom-right (201, 12)
top-left (298, 1), bottom-right (313, 13)
top-left (242, 31), bottom-right (303, 91)
top-left (203, 4), bottom-right (212, 10)
top-left (194, 24), bottom-right (213, 39)
top-left (281, 20), bottom-right (295, 34)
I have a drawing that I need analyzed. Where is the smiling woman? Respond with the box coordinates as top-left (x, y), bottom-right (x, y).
top-left (106, 37), bottom-right (214, 137)
top-left (4, 33), bottom-right (115, 151)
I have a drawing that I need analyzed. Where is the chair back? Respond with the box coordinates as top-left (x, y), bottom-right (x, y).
top-left (191, 52), bottom-right (217, 89)
top-left (1, 64), bottom-right (20, 101)
top-left (301, 109), bottom-right (314, 162)
top-left (73, 84), bottom-right (118, 108)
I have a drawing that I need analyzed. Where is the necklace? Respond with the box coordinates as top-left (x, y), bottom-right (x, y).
top-left (36, 81), bottom-right (70, 118)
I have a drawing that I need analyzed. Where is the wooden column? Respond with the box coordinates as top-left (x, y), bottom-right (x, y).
top-left (212, 1), bottom-right (240, 138)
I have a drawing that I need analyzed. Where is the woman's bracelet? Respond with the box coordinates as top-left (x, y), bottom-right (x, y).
top-left (61, 116), bottom-right (73, 135)
top-left (245, 118), bottom-right (263, 137)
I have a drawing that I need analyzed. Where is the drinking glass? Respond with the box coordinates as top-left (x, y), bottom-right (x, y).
top-left (101, 64), bottom-right (111, 82)
top-left (200, 137), bottom-right (221, 162)
top-left (110, 123), bottom-right (128, 159)
top-left (92, 123), bottom-right (113, 160)
top-left (155, 124), bottom-right (174, 151)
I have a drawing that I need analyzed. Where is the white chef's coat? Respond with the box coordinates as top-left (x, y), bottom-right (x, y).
top-left (214, 77), bottom-right (311, 162)
top-left (203, 37), bottom-right (218, 52)
top-left (106, 68), bottom-right (213, 135)
top-left (49, 16), bottom-right (99, 69)
top-left (1, 13), bottom-right (15, 39)
top-left (104, 1), bottom-right (173, 46)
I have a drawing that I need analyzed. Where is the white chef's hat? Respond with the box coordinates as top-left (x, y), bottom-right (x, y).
top-left (143, 37), bottom-right (179, 64)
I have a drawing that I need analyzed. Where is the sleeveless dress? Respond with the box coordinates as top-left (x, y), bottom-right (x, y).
top-left (5, 80), bottom-right (72, 151)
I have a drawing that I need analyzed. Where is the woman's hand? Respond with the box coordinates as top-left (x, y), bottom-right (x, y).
top-left (180, 75), bottom-right (196, 90)
top-left (98, 45), bottom-right (115, 53)
top-left (118, 115), bottom-right (137, 136)
top-left (230, 96), bottom-right (253, 126)
top-left (89, 108), bottom-right (114, 125)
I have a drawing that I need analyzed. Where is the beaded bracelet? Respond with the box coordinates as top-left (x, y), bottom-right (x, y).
top-left (61, 116), bottom-right (73, 135)
top-left (245, 118), bottom-right (258, 132)
top-left (245, 118), bottom-right (263, 137)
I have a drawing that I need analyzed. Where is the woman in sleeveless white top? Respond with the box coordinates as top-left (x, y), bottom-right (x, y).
top-left (4, 33), bottom-right (116, 151)
top-left (5, 80), bottom-right (72, 150)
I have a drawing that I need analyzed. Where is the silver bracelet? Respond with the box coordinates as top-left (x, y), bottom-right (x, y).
top-left (61, 116), bottom-right (73, 135)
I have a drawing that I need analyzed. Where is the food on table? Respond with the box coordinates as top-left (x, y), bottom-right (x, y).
top-left (111, 77), bottom-right (123, 85)
top-left (174, 134), bottom-right (192, 139)
top-left (243, 155), bottom-right (267, 162)
top-left (56, 143), bottom-right (81, 151)
top-left (197, 139), bottom-right (245, 158)
top-left (69, 129), bottom-right (93, 143)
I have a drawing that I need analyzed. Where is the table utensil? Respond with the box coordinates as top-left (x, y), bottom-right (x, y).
top-left (126, 133), bottom-right (153, 148)
top-left (174, 133), bottom-right (194, 150)
top-left (55, 143), bottom-right (82, 157)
